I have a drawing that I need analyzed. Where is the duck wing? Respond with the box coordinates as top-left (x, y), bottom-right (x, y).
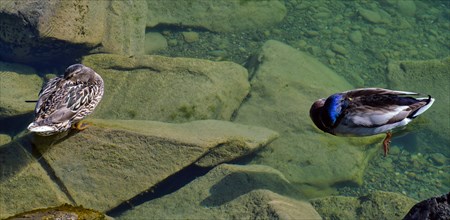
top-left (342, 104), bottom-right (411, 128)
top-left (35, 77), bottom-right (65, 117)
top-left (342, 93), bottom-right (431, 128)
top-left (35, 80), bottom-right (94, 124)
top-left (343, 88), bottom-right (418, 98)
top-left (49, 82), bottom-right (97, 123)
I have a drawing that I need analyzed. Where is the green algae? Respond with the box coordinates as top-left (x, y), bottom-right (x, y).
top-left (5, 204), bottom-right (105, 220)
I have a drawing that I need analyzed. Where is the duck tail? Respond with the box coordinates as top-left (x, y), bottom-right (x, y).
top-left (27, 122), bottom-right (56, 133)
top-left (410, 95), bottom-right (435, 118)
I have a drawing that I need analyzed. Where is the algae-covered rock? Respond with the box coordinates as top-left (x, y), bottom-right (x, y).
top-left (234, 40), bottom-right (380, 196)
top-left (146, 0), bottom-right (287, 33)
top-left (5, 204), bottom-right (106, 220)
top-left (358, 7), bottom-right (391, 24)
top-left (0, 61), bottom-right (42, 118)
top-left (82, 54), bottom-right (249, 122)
top-left (32, 119), bottom-right (277, 212)
top-left (0, 133), bottom-right (11, 145)
top-left (119, 164), bottom-right (321, 219)
top-left (387, 57), bottom-right (450, 155)
top-left (0, 137), bottom-right (71, 219)
top-left (0, 0), bottom-right (107, 67)
top-left (101, 0), bottom-right (147, 55)
top-left (311, 191), bottom-right (417, 219)
top-left (144, 32), bottom-right (168, 54)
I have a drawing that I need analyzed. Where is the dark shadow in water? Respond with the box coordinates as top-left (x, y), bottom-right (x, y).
top-left (29, 133), bottom-right (78, 204)
top-left (0, 129), bottom-right (82, 205)
top-left (106, 164), bottom-right (211, 217)
top-left (106, 141), bottom-right (269, 216)
top-left (200, 171), bottom-right (302, 207)
top-left (0, 11), bottom-right (92, 72)
top-left (146, 23), bottom-right (210, 33)
top-left (0, 112), bottom-right (34, 137)
top-left (0, 134), bottom-right (34, 182)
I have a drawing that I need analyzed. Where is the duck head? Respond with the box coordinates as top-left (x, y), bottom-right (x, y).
top-left (64, 64), bottom-right (96, 83)
top-left (310, 94), bottom-right (349, 134)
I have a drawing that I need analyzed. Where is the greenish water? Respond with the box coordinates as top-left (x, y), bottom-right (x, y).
top-left (155, 0), bottom-right (450, 202)
top-left (1, 0), bottom-right (449, 219)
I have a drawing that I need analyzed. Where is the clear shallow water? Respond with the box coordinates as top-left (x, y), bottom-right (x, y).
top-left (1, 0), bottom-right (449, 218)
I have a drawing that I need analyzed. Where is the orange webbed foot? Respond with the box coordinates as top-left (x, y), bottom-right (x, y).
top-left (383, 131), bottom-right (392, 157)
top-left (72, 121), bottom-right (91, 131)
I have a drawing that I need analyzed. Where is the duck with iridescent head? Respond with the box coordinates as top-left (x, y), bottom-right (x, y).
top-left (27, 64), bottom-right (104, 136)
top-left (309, 88), bottom-right (434, 156)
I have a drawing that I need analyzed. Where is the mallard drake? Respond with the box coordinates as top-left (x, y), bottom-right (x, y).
top-left (27, 64), bottom-right (104, 136)
top-left (309, 88), bottom-right (434, 156)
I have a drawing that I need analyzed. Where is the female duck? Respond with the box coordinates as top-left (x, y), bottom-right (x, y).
top-left (28, 64), bottom-right (104, 136)
top-left (310, 88), bottom-right (434, 156)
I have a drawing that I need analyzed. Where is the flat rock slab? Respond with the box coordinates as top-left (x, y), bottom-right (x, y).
top-left (234, 40), bottom-right (380, 196)
top-left (119, 164), bottom-right (321, 219)
top-left (0, 137), bottom-right (71, 219)
top-left (0, 61), bottom-right (42, 118)
top-left (33, 119), bottom-right (278, 212)
top-left (311, 191), bottom-right (417, 219)
top-left (82, 54), bottom-right (249, 122)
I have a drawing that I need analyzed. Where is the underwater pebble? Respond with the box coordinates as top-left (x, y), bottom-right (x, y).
top-left (315, 12), bottom-right (330, 19)
top-left (182, 31), bottom-right (199, 43)
top-left (379, 158), bottom-right (393, 169)
top-left (295, 40), bottom-right (307, 49)
top-left (428, 153), bottom-right (447, 166)
top-left (208, 50), bottom-right (227, 57)
top-left (359, 8), bottom-right (382, 23)
top-left (332, 27), bottom-right (344, 34)
top-left (306, 30), bottom-right (320, 37)
top-left (325, 49), bottom-right (335, 58)
top-left (272, 28), bottom-right (282, 35)
top-left (161, 30), bottom-right (171, 36)
top-left (349, 31), bottom-right (363, 44)
top-left (145, 32), bottom-right (168, 54)
top-left (389, 146), bottom-right (401, 155)
top-left (328, 58), bottom-right (336, 65)
top-left (168, 39), bottom-right (178, 46)
top-left (397, 0), bottom-right (416, 17)
top-left (406, 172), bottom-right (416, 179)
top-left (397, 18), bottom-right (413, 29)
top-left (308, 46), bottom-right (321, 55)
top-left (372, 27), bottom-right (387, 36)
top-left (331, 43), bottom-right (347, 55)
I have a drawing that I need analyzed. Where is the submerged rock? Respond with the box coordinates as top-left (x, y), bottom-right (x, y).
top-left (0, 61), bottom-right (42, 118)
top-left (82, 54), bottom-right (249, 122)
top-left (146, 0), bottom-right (287, 32)
top-left (118, 164), bottom-right (321, 219)
top-left (1, 0), bottom-right (286, 65)
top-left (403, 192), bottom-right (450, 220)
top-left (0, 0), bottom-right (107, 67)
top-left (31, 119), bottom-right (277, 212)
top-left (0, 137), bottom-right (71, 219)
top-left (5, 204), bottom-right (106, 220)
top-left (234, 40), bottom-right (380, 196)
top-left (311, 191), bottom-right (417, 219)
